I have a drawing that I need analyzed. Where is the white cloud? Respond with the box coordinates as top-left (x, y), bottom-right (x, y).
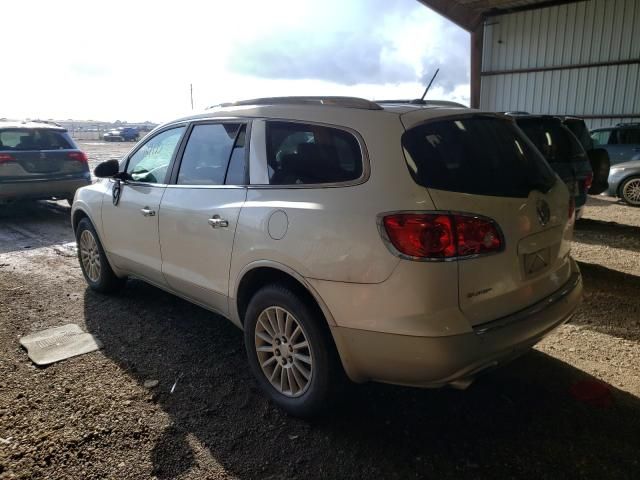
top-left (1, 0), bottom-right (468, 122)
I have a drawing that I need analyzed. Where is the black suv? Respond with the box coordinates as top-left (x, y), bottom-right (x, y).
top-left (0, 121), bottom-right (91, 205)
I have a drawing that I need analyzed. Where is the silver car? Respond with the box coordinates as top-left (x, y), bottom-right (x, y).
top-left (71, 97), bottom-right (582, 416)
top-left (607, 160), bottom-right (640, 206)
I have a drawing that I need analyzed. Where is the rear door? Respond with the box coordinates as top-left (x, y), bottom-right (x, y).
top-left (158, 121), bottom-right (248, 314)
top-left (0, 128), bottom-right (87, 180)
top-left (401, 115), bottom-right (574, 325)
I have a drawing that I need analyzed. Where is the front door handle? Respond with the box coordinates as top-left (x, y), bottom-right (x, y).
top-left (140, 207), bottom-right (156, 217)
top-left (208, 215), bottom-right (229, 228)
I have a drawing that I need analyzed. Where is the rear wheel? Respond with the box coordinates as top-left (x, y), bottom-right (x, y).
top-left (620, 176), bottom-right (640, 206)
top-left (244, 284), bottom-right (341, 417)
top-left (76, 217), bottom-right (126, 293)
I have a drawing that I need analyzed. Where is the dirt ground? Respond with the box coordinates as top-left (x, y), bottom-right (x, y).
top-left (1, 141), bottom-right (639, 479)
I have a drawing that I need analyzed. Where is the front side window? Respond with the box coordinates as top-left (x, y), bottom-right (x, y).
top-left (591, 130), bottom-right (612, 146)
top-left (177, 123), bottom-right (241, 185)
top-left (126, 126), bottom-right (185, 183)
top-left (266, 121), bottom-right (363, 185)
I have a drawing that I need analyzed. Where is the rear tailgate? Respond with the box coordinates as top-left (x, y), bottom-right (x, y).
top-left (401, 113), bottom-right (574, 326)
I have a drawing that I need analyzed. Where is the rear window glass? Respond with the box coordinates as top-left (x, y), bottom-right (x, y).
top-left (0, 129), bottom-right (73, 151)
top-left (402, 117), bottom-right (556, 198)
top-left (564, 120), bottom-right (593, 151)
top-left (266, 121), bottom-right (363, 185)
top-left (517, 118), bottom-right (586, 164)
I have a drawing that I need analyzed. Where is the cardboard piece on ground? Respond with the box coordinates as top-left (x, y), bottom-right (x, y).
top-left (20, 324), bottom-right (101, 366)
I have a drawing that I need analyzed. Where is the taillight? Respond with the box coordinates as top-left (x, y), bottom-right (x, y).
top-left (584, 172), bottom-right (593, 191)
top-left (381, 213), bottom-right (502, 260)
top-left (568, 197), bottom-right (575, 219)
top-left (67, 151), bottom-right (88, 163)
top-left (0, 153), bottom-right (15, 164)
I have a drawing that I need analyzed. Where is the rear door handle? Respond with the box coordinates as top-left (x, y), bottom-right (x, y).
top-left (208, 215), bottom-right (229, 228)
top-left (140, 207), bottom-right (156, 217)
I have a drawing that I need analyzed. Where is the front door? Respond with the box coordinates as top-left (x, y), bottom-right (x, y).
top-left (159, 122), bottom-right (248, 314)
top-left (101, 126), bottom-right (186, 285)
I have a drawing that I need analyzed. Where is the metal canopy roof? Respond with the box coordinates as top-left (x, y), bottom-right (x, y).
top-left (418, 0), bottom-right (586, 31)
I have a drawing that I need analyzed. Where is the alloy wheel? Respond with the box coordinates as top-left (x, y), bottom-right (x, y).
top-left (254, 306), bottom-right (313, 397)
top-left (79, 230), bottom-right (101, 282)
top-left (622, 178), bottom-right (640, 205)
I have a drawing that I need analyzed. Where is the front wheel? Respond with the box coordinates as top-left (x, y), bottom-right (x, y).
top-left (620, 176), bottom-right (640, 206)
top-left (244, 284), bottom-right (342, 417)
top-left (76, 217), bottom-right (126, 293)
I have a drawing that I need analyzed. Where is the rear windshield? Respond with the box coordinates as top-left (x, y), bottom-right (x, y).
top-left (402, 116), bottom-right (556, 198)
top-left (0, 128), bottom-right (74, 151)
top-left (563, 119), bottom-right (593, 151)
top-left (516, 118), bottom-right (587, 164)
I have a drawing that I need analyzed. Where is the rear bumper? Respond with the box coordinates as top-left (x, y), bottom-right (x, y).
top-left (331, 263), bottom-right (582, 388)
top-left (0, 175), bottom-right (91, 201)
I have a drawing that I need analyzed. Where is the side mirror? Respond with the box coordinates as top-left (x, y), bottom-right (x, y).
top-left (94, 159), bottom-right (121, 178)
top-left (586, 148), bottom-right (610, 195)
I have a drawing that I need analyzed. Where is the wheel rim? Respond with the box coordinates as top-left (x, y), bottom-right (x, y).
top-left (79, 230), bottom-right (101, 282)
top-left (255, 306), bottom-right (313, 397)
top-left (623, 179), bottom-right (640, 205)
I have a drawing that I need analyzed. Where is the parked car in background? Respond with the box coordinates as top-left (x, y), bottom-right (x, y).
top-left (511, 115), bottom-right (593, 219)
top-left (605, 161), bottom-right (640, 206)
top-left (591, 123), bottom-right (640, 166)
top-left (0, 121), bottom-right (91, 205)
top-left (103, 127), bottom-right (139, 142)
top-left (72, 97), bottom-right (582, 416)
top-left (559, 116), bottom-right (610, 195)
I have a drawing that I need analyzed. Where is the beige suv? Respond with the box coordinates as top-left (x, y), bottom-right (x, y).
top-left (71, 97), bottom-right (582, 416)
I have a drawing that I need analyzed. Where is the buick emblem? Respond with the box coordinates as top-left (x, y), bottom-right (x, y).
top-left (536, 199), bottom-right (551, 226)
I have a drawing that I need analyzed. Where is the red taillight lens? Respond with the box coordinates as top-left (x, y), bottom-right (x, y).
top-left (584, 172), bottom-right (593, 191)
top-left (568, 197), bottom-right (575, 219)
top-left (454, 215), bottom-right (502, 256)
top-left (67, 151), bottom-right (88, 163)
top-left (382, 213), bottom-right (502, 260)
top-left (0, 153), bottom-right (15, 164)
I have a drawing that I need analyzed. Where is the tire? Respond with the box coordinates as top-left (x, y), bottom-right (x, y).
top-left (620, 176), bottom-right (640, 207)
top-left (244, 284), bottom-right (342, 417)
top-left (76, 217), bottom-right (126, 293)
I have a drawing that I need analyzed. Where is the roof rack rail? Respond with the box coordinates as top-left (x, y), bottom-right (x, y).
top-left (376, 99), bottom-right (467, 108)
top-left (207, 96), bottom-right (383, 111)
top-left (616, 122), bottom-right (640, 127)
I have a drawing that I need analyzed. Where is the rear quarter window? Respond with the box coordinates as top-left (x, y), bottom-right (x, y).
top-left (266, 121), bottom-right (363, 185)
top-left (402, 116), bottom-right (556, 198)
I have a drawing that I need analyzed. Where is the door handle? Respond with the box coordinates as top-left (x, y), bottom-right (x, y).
top-left (140, 207), bottom-right (156, 217)
top-left (208, 215), bottom-right (229, 228)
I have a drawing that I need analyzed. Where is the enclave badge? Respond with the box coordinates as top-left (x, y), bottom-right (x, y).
top-left (536, 199), bottom-right (551, 226)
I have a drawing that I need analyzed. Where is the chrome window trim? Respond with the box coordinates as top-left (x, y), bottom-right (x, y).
top-left (376, 210), bottom-right (506, 263)
top-left (248, 118), bottom-right (371, 189)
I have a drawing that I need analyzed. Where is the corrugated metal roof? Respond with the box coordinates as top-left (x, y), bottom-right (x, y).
top-left (453, 0), bottom-right (582, 14)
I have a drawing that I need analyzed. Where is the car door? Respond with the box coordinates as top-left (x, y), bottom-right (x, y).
top-left (158, 121), bottom-right (248, 314)
top-left (101, 125), bottom-right (186, 285)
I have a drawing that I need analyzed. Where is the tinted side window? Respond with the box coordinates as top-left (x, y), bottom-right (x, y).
top-left (127, 127), bottom-right (185, 184)
top-left (617, 128), bottom-right (640, 145)
top-left (266, 121), bottom-right (363, 185)
top-left (177, 123), bottom-right (240, 185)
top-left (517, 119), bottom-right (585, 164)
top-left (402, 117), bottom-right (556, 198)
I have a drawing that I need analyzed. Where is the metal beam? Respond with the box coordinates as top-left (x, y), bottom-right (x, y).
top-left (482, 58), bottom-right (640, 76)
top-left (485, 0), bottom-right (587, 17)
top-left (470, 25), bottom-right (484, 108)
top-left (417, 0), bottom-right (482, 32)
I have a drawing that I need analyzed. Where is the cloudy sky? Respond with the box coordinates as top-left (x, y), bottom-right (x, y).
top-left (2, 0), bottom-right (469, 123)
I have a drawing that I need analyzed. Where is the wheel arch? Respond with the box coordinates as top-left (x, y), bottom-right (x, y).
top-left (232, 261), bottom-right (337, 329)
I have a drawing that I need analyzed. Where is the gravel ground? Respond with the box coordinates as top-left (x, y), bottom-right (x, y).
top-left (1, 143), bottom-right (639, 479)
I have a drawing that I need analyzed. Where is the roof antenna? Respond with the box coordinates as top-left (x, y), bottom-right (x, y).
top-left (412, 68), bottom-right (440, 105)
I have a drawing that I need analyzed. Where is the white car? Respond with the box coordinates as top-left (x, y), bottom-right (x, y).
top-left (71, 97), bottom-right (582, 416)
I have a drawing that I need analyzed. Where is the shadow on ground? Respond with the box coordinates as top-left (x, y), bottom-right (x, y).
top-left (575, 218), bottom-right (640, 253)
top-left (0, 200), bottom-right (74, 254)
top-left (83, 281), bottom-right (640, 479)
